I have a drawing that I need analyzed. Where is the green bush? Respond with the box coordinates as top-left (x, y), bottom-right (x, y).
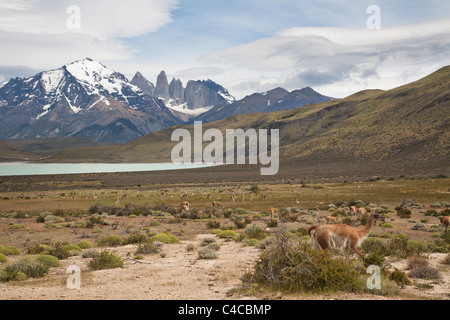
top-left (124, 233), bottom-right (148, 245)
top-left (150, 221), bottom-right (162, 227)
top-left (36, 255), bottom-right (61, 268)
top-left (44, 215), bottom-right (63, 225)
top-left (395, 206), bottom-right (412, 219)
top-left (70, 221), bottom-right (86, 228)
top-left (389, 268), bottom-right (412, 287)
top-left (218, 230), bottom-right (237, 239)
top-left (197, 247), bottom-right (218, 260)
top-left (88, 251), bottom-right (123, 270)
top-left (76, 240), bottom-right (94, 249)
top-left (81, 249), bottom-right (99, 258)
top-left (412, 223), bottom-right (427, 231)
top-left (8, 224), bottom-right (25, 230)
top-left (63, 245), bottom-right (82, 254)
top-left (250, 232), bottom-right (365, 293)
top-left (45, 242), bottom-right (69, 260)
top-left (0, 253), bottom-right (7, 263)
top-left (0, 246), bottom-right (21, 256)
top-left (150, 233), bottom-right (179, 244)
top-left (135, 241), bottom-right (163, 255)
top-left (99, 235), bottom-right (123, 247)
top-left (206, 220), bottom-right (221, 229)
top-left (380, 223), bottom-right (394, 229)
top-left (267, 219), bottom-right (278, 228)
top-left (200, 238), bottom-right (217, 247)
top-left (2, 257), bottom-right (49, 280)
top-left (245, 224), bottom-right (267, 240)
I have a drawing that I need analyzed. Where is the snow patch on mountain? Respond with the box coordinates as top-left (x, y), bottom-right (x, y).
top-left (40, 68), bottom-right (65, 94)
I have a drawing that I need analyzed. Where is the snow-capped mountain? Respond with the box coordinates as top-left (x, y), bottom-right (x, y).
top-left (0, 58), bottom-right (181, 143)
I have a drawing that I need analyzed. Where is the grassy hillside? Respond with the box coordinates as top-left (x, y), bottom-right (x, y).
top-left (0, 141), bottom-right (41, 162)
top-left (6, 137), bottom-right (108, 157)
top-left (46, 66), bottom-right (450, 175)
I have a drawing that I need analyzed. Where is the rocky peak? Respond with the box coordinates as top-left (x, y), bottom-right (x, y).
top-left (154, 70), bottom-right (170, 101)
top-left (169, 78), bottom-right (185, 104)
top-left (131, 72), bottom-right (155, 96)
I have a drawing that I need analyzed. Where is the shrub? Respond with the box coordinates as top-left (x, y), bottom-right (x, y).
top-left (197, 247), bottom-right (218, 260)
top-left (44, 215), bottom-right (63, 225)
top-left (124, 233), bottom-right (148, 245)
top-left (250, 233), bottom-right (365, 293)
top-left (388, 268), bottom-right (412, 287)
top-left (218, 230), bottom-right (237, 239)
top-left (9, 224), bottom-right (25, 230)
top-left (206, 220), bottom-right (221, 229)
top-left (186, 244), bottom-right (195, 252)
top-left (407, 256), bottom-right (429, 270)
top-left (0, 267), bottom-right (27, 282)
top-left (150, 233), bottom-right (179, 244)
top-left (3, 257), bottom-right (49, 279)
top-left (0, 246), bottom-right (21, 256)
top-left (362, 250), bottom-right (386, 267)
top-left (88, 251), bottom-right (123, 270)
top-left (234, 219), bottom-right (248, 229)
top-left (380, 223), bottom-right (394, 229)
top-left (200, 238), bottom-right (217, 247)
top-left (99, 235), bottom-right (123, 247)
top-left (395, 206), bottom-right (411, 219)
top-left (409, 266), bottom-right (441, 279)
top-left (71, 221), bottom-right (86, 228)
top-left (81, 249), bottom-right (99, 258)
top-left (425, 209), bottom-right (438, 216)
top-left (135, 241), bottom-right (163, 255)
top-left (245, 224), bottom-right (267, 240)
top-left (441, 254), bottom-right (450, 265)
top-left (150, 221), bottom-right (162, 227)
top-left (47, 242), bottom-right (69, 260)
top-left (205, 242), bottom-right (221, 251)
top-left (0, 253), bottom-right (7, 263)
top-left (366, 276), bottom-right (401, 296)
top-left (245, 238), bottom-right (259, 247)
top-left (76, 240), bottom-right (94, 249)
top-left (267, 219), bottom-right (278, 228)
top-left (36, 255), bottom-right (61, 268)
top-left (63, 245), bottom-right (82, 254)
top-left (412, 223), bottom-right (426, 231)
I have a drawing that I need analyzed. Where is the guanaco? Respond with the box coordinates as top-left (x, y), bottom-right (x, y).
top-left (440, 216), bottom-right (450, 234)
top-left (308, 213), bottom-right (385, 260)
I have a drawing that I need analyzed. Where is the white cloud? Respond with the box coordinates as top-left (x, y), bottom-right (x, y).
top-left (0, 0), bottom-right (179, 70)
top-left (201, 19), bottom-right (450, 98)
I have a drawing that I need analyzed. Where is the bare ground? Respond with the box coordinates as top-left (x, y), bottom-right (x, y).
top-left (0, 235), bottom-right (259, 300)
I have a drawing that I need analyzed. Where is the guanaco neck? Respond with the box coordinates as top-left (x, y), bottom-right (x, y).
top-left (358, 214), bottom-right (375, 238)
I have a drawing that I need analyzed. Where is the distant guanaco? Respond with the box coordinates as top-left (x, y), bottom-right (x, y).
top-left (440, 216), bottom-right (450, 234)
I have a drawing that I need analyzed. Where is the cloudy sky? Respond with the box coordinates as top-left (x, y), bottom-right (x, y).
top-left (1, 0), bottom-right (449, 99)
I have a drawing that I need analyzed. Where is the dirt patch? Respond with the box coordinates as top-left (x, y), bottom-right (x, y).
top-left (0, 235), bottom-right (259, 300)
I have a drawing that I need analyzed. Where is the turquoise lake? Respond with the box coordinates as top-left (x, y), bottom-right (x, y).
top-left (0, 163), bottom-right (213, 177)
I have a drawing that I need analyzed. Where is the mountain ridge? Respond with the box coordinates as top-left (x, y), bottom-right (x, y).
top-left (43, 64), bottom-right (450, 177)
